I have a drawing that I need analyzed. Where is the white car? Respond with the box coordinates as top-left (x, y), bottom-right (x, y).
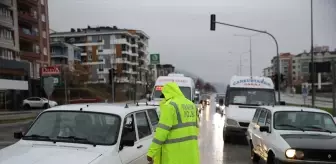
top-left (23, 97), bottom-right (58, 109)
top-left (0, 103), bottom-right (159, 164)
top-left (247, 106), bottom-right (336, 163)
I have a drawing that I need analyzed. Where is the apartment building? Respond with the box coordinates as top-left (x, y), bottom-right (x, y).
top-left (50, 26), bottom-right (150, 101)
top-left (0, 0), bottom-right (50, 110)
top-left (0, 0), bottom-right (19, 59)
top-left (50, 41), bottom-right (81, 66)
top-left (18, 0), bottom-right (50, 80)
top-left (271, 53), bottom-right (294, 86)
top-left (262, 66), bottom-right (273, 77)
top-left (292, 48), bottom-right (336, 85)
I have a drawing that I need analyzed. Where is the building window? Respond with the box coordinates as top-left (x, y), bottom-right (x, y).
top-left (36, 63), bottom-right (40, 78)
top-left (41, 0), bottom-right (44, 5)
top-left (29, 62), bottom-right (33, 78)
top-left (35, 45), bottom-right (40, 53)
top-left (43, 47), bottom-right (47, 55)
top-left (41, 14), bottom-right (45, 22)
top-left (42, 31), bottom-right (46, 38)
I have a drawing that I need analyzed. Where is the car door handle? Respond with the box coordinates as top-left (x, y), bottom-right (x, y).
top-left (137, 145), bottom-right (143, 149)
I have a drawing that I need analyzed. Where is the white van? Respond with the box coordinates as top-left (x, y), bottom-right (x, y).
top-left (222, 76), bottom-right (278, 143)
top-left (147, 74), bottom-right (195, 114)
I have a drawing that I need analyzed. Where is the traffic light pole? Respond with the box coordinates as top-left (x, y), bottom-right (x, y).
top-left (211, 16), bottom-right (281, 101)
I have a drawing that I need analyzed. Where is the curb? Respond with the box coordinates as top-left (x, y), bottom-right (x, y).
top-left (0, 116), bottom-right (37, 125)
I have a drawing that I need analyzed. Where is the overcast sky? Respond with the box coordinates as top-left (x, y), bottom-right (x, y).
top-left (49, 0), bottom-right (336, 83)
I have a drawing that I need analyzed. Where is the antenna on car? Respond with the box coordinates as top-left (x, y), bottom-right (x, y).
top-left (146, 101), bottom-right (148, 106)
top-left (136, 102), bottom-right (139, 106)
top-left (125, 104), bottom-right (129, 108)
top-left (87, 105), bottom-right (89, 107)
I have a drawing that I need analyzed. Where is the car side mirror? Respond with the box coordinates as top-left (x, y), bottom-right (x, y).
top-left (14, 131), bottom-right (23, 139)
top-left (279, 101), bottom-right (286, 105)
top-left (121, 138), bottom-right (135, 147)
top-left (119, 132), bottom-right (135, 151)
top-left (259, 126), bottom-right (270, 133)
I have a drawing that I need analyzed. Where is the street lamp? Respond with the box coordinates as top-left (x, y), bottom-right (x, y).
top-left (210, 14), bottom-right (281, 102)
top-left (229, 51), bottom-right (249, 75)
top-left (234, 33), bottom-right (260, 77)
top-left (310, 0), bottom-right (315, 106)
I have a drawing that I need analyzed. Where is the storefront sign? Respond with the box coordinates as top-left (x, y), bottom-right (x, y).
top-left (41, 66), bottom-right (61, 76)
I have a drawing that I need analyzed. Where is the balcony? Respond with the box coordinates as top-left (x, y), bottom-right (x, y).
top-left (114, 77), bottom-right (129, 83)
top-left (0, 15), bottom-right (13, 29)
top-left (0, 0), bottom-right (12, 7)
top-left (19, 28), bottom-right (39, 41)
top-left (0, 37), bottom-right (14, 50)
top-left (111, 38), bottom-right (131, 46)
top-left (17, 0), bottom-right (37, 6)
top-left (51, 51), bottom-right (68, 58)
top-left (20, 51), bottom-right (40, 60)
top-left (18, 11), bottom-right (38, 24)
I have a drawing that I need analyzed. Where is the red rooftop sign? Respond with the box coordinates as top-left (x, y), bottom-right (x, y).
top-left (41, 66), bottom-right (61, 76)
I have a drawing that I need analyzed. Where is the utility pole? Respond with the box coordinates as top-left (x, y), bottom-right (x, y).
top-left (239, 54), bottom-right (242, 75)
top-left (310, 0), bottom-right (315, 107)
top-left (249, 37), bottom-right (252, 77)
top-left (234, 33), bottom-right (259, 77)
top-left (332, 59), bottom-right (336, 116)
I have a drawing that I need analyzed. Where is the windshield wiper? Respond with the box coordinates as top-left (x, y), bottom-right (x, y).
top-left (276, 124), bottom-right (305, 132)
top-left (23, 134), bottom-right (55, 142)
top-left (303, 125), bottom-right (332, 134)
top-left (56, 136), bottom-right (96, 147)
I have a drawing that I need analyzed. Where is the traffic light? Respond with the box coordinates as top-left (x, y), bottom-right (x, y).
top-left (108, 68), bottom-right (116, 85)
top-left (210, 14), bottom-right (216, 31)
top-left (273, 73), bottom-right (279, 91)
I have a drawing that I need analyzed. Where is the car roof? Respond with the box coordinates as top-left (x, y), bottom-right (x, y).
top-left (260, 105), bottom-right (330, 114)
top-left (42, 103), bottom-right (158, 118)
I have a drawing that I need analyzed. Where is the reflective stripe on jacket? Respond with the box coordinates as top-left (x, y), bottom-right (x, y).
top-left (147, 82), bottom-right (200, 164)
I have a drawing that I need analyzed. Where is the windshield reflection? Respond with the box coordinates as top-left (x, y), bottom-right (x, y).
top-left (24, 111), bottom-right (121, 145)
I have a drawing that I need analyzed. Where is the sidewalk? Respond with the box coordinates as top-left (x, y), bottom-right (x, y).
top-left (284, 93), bottom-right (332, 102)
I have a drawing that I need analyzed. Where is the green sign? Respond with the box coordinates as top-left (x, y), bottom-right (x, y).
top-left (150, 54), bottom-right (160, 65)
top-left (41, 76), bottom-right (62, 87)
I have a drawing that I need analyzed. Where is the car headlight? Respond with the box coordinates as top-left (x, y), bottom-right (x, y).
top-left (285, 149), bottom-right (304, 159)
top-left (226, 118), bottom-right (239, 126)
top-left (216, 104), bottom-right (219, 107)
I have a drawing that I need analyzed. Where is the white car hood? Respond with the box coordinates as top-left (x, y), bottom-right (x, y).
top-left (0, 142), bottom-right (102, 164)
top-left (225, 105), bottom-right (257, 122)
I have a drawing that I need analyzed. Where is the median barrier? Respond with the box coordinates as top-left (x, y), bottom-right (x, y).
top-left (0, 99), bottom-right (147, 124)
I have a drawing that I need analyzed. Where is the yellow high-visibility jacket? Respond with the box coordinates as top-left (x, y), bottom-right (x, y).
top-left (147, 82), bottom-right (200, 164)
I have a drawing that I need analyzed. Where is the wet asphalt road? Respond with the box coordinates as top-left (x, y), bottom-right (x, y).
top-left (0, 94), bottom-right (254, 164)
top-left (199, 94), bottom-right (252, 164)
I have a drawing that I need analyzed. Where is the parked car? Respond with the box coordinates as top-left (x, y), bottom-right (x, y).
top-left (0, 103), bottom-right (159, 164)
top-left (22, 97), bottom-right (58, 110)
top-left (247, 105), bottom-right (336, 163)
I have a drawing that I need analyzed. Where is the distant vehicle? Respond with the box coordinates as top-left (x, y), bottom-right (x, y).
top-left (247, 106), bottom-right (336, 163)
top-left (223, 76), bottom-right (284, 143)
top-left (147, 73), bottom-right (196, 115)
top-left (200, 94), bottom-right (210, 106)
top-left (215, 93), bottom-right (225, 114)
top-left (22, 97), bottom-right (58, 110)
top-left (3, 103), bottom-right (159, 164)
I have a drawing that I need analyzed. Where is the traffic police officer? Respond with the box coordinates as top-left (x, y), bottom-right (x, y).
top-left (147, 82), bottom-right (200, 164)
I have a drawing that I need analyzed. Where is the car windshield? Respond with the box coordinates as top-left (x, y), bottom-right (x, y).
top-left (228, 88), bottom-right (275, 106)
top-left (274, 111), bottom-right (336, 132)
top-left (24, 111), bottom-right (121, 145)
top-left (153, 86), bottom-right (192, 100)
